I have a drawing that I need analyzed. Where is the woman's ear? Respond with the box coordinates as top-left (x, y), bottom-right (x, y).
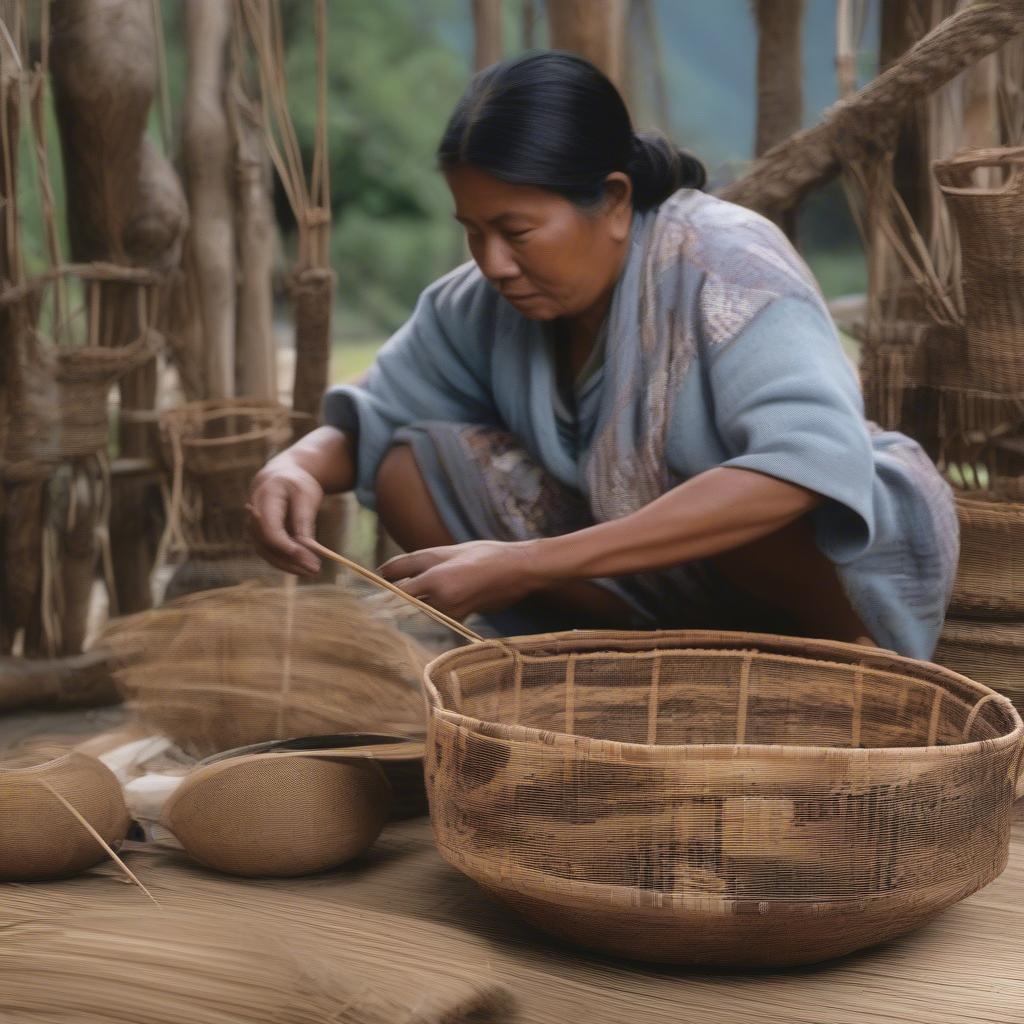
top-left (603, 172), bottom-right (633, 241)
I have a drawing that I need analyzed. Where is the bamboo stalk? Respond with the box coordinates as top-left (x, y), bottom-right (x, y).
top-left (301, 538), bottom-right (485, 645)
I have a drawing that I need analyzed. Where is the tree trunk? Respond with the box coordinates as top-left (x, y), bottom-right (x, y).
top-left (753, 0), bottom-right (804, 157)
top-left (522, 0), bottom-right (537, 49)
top-left (50, 1), bottom-right (188, 623)
top-left (719, 0), bottom-right (1024, 217)
top-left (184, 0), bottom-right (236, 401)
top-left (546, 0), bottom-right (628, 90)
top-left (472, 0), bottom-right (503, 72)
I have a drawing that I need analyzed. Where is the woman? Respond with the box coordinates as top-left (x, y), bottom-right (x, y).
top-left (249, 52), bottom-right (957, 659)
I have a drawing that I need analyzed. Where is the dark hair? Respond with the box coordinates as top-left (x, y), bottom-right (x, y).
top-left (437, 51), bottom-right (705, 212)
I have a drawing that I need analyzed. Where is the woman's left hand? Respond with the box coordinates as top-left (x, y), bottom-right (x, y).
top-left (379, 540), bottom-right (548, 620)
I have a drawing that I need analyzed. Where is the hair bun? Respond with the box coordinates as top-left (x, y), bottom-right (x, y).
top-left (628, 132), bottom-right (707, 208)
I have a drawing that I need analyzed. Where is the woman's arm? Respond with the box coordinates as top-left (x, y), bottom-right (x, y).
top-left (535, 466), bottom-right (821, 579)
top-left (248, 426), bottom-right (356, 576)
top-left (379, 466), bottom-right (822, 619)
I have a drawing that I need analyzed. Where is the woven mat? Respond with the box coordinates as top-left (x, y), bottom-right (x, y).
top-left (3, 795), bottom-right (1023, 1022)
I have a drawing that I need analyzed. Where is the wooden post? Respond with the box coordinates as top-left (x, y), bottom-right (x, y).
top-left (184, 0), bottom-right (236, 401)
top-left (472, 0), bottom-right (503, 72)
top-left (228, 45), bottom-right (277, 402)
top-left (546, 0), bottom-right (628, 89)
top-left (0, 5), bottom-right (20, 653)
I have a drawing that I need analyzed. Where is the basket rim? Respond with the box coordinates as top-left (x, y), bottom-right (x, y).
top-left (423, 629), bottom-right (1024, 759)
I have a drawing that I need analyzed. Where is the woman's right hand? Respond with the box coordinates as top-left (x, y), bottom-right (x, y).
top-left (247, 456), bottom-right (325, 576)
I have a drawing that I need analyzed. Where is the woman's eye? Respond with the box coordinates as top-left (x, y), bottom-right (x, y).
top-left (506, 229), bottom-right (532, 242)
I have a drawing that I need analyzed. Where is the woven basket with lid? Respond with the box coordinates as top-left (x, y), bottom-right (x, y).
top-left (424, 630), bottom-right (1024, 967)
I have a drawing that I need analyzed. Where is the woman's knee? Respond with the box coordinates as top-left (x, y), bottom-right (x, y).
top-left (375, 443), bottom-right (453, 550)
top-left (375, 442), bottom-right (419, 505)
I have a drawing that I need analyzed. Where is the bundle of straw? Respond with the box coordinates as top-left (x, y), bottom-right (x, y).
top-left (0, 908), bottom-right (516, 1024)
top-left (102, 582), bottom-right (429, 757)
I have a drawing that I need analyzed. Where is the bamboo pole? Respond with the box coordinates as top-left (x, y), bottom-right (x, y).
top-left (184, 0), bottom-right (236, 400)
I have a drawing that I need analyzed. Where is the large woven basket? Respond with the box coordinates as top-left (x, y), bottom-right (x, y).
top-left (934, 147), bottom-right (1024, 395)
top-left (424, 630), bottom-right (1023, 968)
top-left (951, 478), bottom-right (1024, 617)
top-left (935, 618), bottom-right (1024, 713)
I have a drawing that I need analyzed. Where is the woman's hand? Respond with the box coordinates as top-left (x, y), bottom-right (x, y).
top-left (379, 540), bottom-right (549, 620)
top-left (247, 457), bottom-right (325, 576)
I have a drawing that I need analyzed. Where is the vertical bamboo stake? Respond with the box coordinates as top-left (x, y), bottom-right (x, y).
top-left (184, 0), bottom-right (236, 400)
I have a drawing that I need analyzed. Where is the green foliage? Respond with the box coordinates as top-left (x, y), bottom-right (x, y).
top-left (278, 0), bottom-right (467, 332)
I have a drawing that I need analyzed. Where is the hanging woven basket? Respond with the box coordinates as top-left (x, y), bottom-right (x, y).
top-left (424, 630), bottom-right (1023, 968)
top-left (934, 147), bottom-right (1024, 396)
top-left (950, 478), bottom-right (1024, 618)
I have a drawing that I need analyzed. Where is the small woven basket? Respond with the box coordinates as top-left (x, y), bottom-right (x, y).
top-left (160, 399), bottom-right (292, 559)
top-left (0, 752), bottom-right (131, 882)
top-left (934, 147), bottom-right (1024, 395)
top-left (951, 478), bottom-right (1024, 618)
top-left (424, 630), bottom-right (1023, 968)
top-left (935, 618), bottom-right (1024, 714)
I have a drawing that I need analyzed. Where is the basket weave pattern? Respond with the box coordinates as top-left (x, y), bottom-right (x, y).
top-left (425, 631), bottom-right (1023, 967)
top-left (934, 147), bottom-right (1024, 395)
top-left (950, 478), bottom-right (1024, 617)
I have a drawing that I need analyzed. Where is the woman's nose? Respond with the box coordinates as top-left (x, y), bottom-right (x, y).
top-left (476, 235), bottom-right (519, 282)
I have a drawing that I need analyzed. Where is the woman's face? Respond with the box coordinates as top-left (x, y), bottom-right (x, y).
top-left (445, 165), bottom-right (633, 322)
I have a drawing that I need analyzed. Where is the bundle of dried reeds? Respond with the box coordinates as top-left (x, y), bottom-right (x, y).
top-left (102, 582), bottom-right (430, 757)
top-left (0, 908), bottom-right (517, 1023)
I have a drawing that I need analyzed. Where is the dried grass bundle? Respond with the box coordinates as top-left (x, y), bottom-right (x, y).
top-left (0, 752), bottom-right (130, 881)
top-left (102, 582), bottom-right (429, 757)
top-left (0, 908), bottom-right (516, 1024)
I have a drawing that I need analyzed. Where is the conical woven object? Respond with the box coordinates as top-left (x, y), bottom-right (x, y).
top-left (950, 478), bottom-right (1024, 618)
top-left (102, 582), bottom-right (429, 757)
top-left (934, 147), bottom-right (1024, 395)
top-left (0, 752), bottom-right (131, 881)
top-left (163, 740), bottom-right (401, 877)
top-left (0, 908), bottom-right (516, 1024)
top-left (424, 630), bottom-right (1024, 967)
